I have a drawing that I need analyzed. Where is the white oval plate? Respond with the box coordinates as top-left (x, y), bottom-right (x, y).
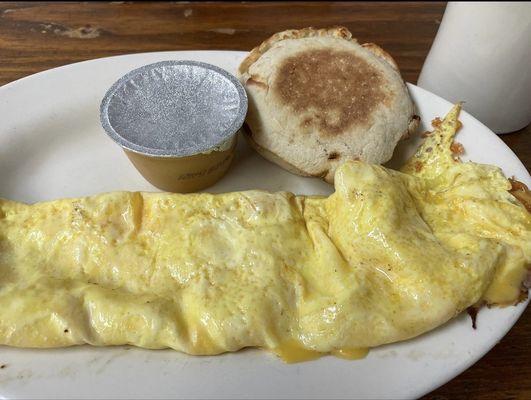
top-left (0, 51), bottom-right (529, 400)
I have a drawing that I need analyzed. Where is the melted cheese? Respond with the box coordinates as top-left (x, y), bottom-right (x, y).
top-left (0, 105), bottom-right (529, 360)
top-left (273, 340), bottom-right (323, 363)
top-left (331, 348), bottom-right (370, 360)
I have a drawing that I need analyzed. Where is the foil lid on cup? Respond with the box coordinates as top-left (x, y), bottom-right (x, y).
top-left (100, 60), bottom-right (247, 157)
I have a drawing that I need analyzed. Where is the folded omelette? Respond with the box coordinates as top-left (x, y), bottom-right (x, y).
top-left (0, 105), bottom-right (530, 362)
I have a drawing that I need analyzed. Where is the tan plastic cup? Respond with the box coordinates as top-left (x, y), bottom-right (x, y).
top-left (100, 60), bottom-right (247, 193)
top-left (124, 136), bottom-right (237, 193)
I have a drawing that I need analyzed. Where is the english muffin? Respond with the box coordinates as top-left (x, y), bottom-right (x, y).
top-left (238, 27), bottom-right (419, 183)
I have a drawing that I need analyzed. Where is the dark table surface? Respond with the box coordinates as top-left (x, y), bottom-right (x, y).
top-left (0, 2), bottom-right (529, 399)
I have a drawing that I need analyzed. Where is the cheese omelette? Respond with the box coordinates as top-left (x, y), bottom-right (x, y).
top-left (0, 105), bottom-right (529, 362)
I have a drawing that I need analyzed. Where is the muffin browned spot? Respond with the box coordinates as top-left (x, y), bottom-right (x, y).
top-left (274, 49), bottom-right (388, 136)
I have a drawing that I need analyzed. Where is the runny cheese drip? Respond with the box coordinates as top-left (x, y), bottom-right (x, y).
top-left (0, 105), bottom-right (530, 362)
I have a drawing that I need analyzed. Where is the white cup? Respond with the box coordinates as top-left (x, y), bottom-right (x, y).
top-left (418, 2), bottom-right (531, 133)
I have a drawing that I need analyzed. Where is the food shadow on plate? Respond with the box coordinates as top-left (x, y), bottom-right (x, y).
top-left (206, 131), bottom-right (333, 196)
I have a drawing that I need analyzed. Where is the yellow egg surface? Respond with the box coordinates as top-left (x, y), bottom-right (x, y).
top-left (0, 105), bottom-right (529, 361)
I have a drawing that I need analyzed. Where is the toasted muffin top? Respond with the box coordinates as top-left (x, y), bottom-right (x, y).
top-left (238, 27), bottom-right (419, 183)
